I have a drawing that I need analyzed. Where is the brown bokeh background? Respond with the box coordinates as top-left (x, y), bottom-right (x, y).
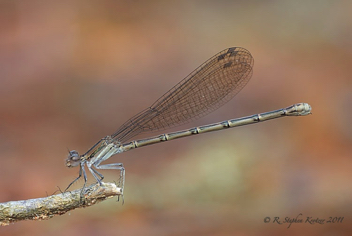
top-left (1, 1), bottom-right (351, 235)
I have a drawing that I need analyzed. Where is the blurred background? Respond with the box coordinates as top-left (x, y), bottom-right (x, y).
top-left (1, 0), bottom-right (351, 235)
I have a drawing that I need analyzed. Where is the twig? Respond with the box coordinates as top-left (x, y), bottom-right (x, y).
top-left (0, 182), bottom-right (122, 226)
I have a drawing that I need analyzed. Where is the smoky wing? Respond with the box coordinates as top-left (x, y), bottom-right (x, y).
top-left (111, 47), bottom-right (254, 143)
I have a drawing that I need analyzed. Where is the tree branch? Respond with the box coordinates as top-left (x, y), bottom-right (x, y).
top-left (0, 182), bottom-right (122, 226)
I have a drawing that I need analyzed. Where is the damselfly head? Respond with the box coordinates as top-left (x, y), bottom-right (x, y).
top-left (65, 150), bottom-right (81, 168)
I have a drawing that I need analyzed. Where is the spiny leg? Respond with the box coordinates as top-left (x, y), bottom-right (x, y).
top-left (79, 163), bottom-right (89, 200)
top-left (87, 165), bottom-right (104, 186)
top-left (91, 167), bottom-right (105, 182)
top-left (65, 162), bottom-right (86, 192)
top-left (94, 163), bottom-right (125, 201)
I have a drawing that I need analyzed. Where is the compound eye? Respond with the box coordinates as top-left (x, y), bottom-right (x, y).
top-left (66, 150), bottom-right (81, 168)
top-left (68, 150), bottom-right (80, 161)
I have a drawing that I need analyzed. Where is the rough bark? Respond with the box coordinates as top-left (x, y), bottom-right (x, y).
top-left (0, 182), bottom-right (122, 226)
